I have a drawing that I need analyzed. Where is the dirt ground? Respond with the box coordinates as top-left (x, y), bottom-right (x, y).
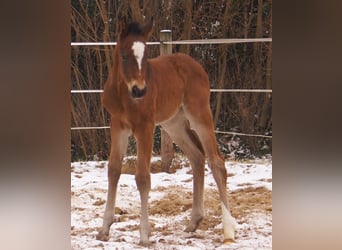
top-left (71, 157), bottom-right (272, 249)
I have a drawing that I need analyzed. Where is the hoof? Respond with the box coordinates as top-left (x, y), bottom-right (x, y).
top-left (184, 216), bottom-right (203, 232)
top-left (184, 224), bottom-right (197, 232)
top-left (223, 239), bottom-right (235, 245)
top-left (96, 231), bottom-right (110, 241)
top-left (139, 239), bottom-right (152, 247)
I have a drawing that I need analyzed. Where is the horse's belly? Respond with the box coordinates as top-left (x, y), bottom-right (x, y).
top-left (155, 109), bottom-right (179, 124)
top-left (155, 97), bottom-right (183, 124)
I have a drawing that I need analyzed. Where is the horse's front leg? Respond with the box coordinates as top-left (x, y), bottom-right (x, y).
top-left (134, 123), bottom-right (154, 246)
top-left (97, 121), bottom-right (129, 241)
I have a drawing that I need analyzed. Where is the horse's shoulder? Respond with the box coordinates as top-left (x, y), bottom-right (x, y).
top-left (101, 77), bottom-right (126, 115)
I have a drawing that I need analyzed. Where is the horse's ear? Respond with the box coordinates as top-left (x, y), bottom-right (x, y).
top-left (118, 17), bottom-right (128, 39)
top-left (142, 17), bottom-right (154, 39)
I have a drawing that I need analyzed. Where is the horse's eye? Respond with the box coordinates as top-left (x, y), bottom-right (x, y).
top-left (120, 50), bottom-right (128, 62)
top-left (121, 54), bottom-right (128, 62)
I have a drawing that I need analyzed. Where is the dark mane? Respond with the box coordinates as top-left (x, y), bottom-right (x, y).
top-left (127, 22), bottom-right (144, 35)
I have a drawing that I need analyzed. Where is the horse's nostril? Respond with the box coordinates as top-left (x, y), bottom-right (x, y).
top-left (131, 85), bottom-right (146, 98)
top-left (132, 85), bottom-right (139, 96)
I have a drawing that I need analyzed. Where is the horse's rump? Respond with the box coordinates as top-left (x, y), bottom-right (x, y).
top-left (148, 53), bottom-right (211, 123)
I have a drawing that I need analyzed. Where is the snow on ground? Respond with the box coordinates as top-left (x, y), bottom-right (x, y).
top-left (71, 157), bottom-right (272, 249)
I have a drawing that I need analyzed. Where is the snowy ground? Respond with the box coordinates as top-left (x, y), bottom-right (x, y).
top-left (71, 156), bottom-right (272, 249)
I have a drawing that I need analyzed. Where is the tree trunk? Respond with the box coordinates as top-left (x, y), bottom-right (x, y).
top-left (259, 1), bottom-right (272, 131)
top-left (254, 0), bottom-right (263, 133)
top-left (254, 0), bottom-right (263, 88)
top-left (180, 0), bottom-right (192, 54)
top-left (239, 0), bottom-right (258, 150)
top-left (213, 0), bottom-right (231, 127)
top-left (214, 50), bottom-right (227, 126)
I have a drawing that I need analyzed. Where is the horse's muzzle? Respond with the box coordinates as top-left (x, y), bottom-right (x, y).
top-left (131, 85), bottom-right (147, 99)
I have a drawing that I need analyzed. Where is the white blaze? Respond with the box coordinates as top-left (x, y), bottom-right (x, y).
top-left (131, 41), bottom-right (145, 71)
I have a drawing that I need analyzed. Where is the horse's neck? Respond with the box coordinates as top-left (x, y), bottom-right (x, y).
top-left (102, 47), bottom-right (126, 115)
top-left (106, 47), bottom-right (123, 90)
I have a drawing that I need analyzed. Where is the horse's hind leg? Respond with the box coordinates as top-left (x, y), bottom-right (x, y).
top-left (97, 121), bottom-right (129, 241)
top-left (161, 110), bottom-right (206, 232)
top-left (183, 105), bottom-right (237, 242)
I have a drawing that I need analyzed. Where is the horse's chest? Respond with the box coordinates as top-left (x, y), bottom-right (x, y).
top-left (120, 100), bottom-right (155, 125)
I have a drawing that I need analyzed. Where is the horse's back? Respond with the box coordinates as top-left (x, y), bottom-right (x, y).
top-left (151, 53), bottom-right (209, 84)
top-left (149, 53), bottom-right (210, 95)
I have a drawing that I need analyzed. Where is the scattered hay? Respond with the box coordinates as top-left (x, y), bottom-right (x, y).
top-left (121, 157), bottom-right (189, 175)
top-left (149, 185), bottom-right (272, 230)
top-left (150, 186), bottom-right (192, 216)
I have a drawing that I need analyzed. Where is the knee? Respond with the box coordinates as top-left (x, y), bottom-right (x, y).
top-left (135, 173), bottom-right (151, 190)
top-left (107, 161), bottom-right (122, 178)
top-left (210, 157), bottom-right (227, 178)
top-left (193, 153), bottom-right (205, 168)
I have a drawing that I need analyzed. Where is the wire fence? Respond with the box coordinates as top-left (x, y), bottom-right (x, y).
top-left (71, 89), bottom-right (272, 94)
top-left (71, 38), bottom-right (271, 46)
top-left (71, 37), bottom-right (272, 139)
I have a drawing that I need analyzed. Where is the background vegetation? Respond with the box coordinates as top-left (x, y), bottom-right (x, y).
top-left (71, 0), bottom-right (272, 161)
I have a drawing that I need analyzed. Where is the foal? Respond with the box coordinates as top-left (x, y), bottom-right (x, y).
top-left (97, 18), bottom-right (237, 245)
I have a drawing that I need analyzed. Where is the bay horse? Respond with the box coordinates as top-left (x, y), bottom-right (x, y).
top-left (97, 18), bottom-right (237, 245)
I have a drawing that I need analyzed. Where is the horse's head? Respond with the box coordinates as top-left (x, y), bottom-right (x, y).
top-left (117, 18), bottom-right (154, 99)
